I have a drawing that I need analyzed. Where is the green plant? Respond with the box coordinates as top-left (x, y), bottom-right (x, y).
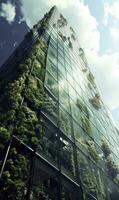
top-left (43, 94), bottom-right (57, 122)
top-left (68, 40), bottom-right (73, 49)
top-left (89, 93), bottom-right (101, 110)
top-left (57, 14), bottom-right (67, 27)
top-left (101, 140), bottom-right (119, 181)
top-left (22, 77), bottom-right (44, 111)
top-left (0, 127), bottom-right (10, 156)
top-left (0, 127), bottom-right (10, 144)
top-left (58, 32), bottom-right (67, 42)
top-left (81, 116), bottom-right (92, 136)
top-left (79, 157), bottom-right (97, 197)
top-left (101, 140), bottom-right (111, 158)
top-left (32, 184), bottom-right (47, 200)
top-left (97, 170), bottom-right (105, 198)
top-left (60, 145), bottom-right (74, 174)
top-left (87, 82), bottom-right (92, 90)
top-left (25, 30), bottom-right (34, 41)
top-left (77, 99), bottom-right (90, 118)
top-left (86, 140), bottom-right (99, 163)
top-left (59, 111), bottom-right (71, 136)
top-left (71, 33), bottom-right (76, 40)
top-left (45, 73), bottom-right (58, 97)
top-left (0, 150), bottom-right (29, 200)
top-left (31, 60), bottom-right (45, 81)
top-left (0, 37), bottom-right (47, 199)
top-left (115, 177), bottom-right (119, 185)
top-left (53, 23), bottom-right (56, 28)
top-left (106, 157), bottom-right (119, 179)
top-left (87, 72), bottom-right (94, 84)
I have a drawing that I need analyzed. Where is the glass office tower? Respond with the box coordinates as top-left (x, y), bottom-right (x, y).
top-left (0, 6), bottom-right (119, 200)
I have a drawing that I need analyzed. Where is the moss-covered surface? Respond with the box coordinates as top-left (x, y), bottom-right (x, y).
top-left (0, 36), bottom-right (47, 199)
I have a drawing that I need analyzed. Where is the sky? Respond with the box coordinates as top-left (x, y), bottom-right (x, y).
top-left (0, 0), bottom-right (119, 128)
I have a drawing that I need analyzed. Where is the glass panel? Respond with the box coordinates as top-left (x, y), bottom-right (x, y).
top-left (82, 135), bottom-right (99, 163)
top-left (60, 135), bottom-right (75, 178)
top-left (61, 178), bottom-right (79, 200)
top-left (70, 99), bottom-right (81, 123)
top-left (48, 45), bottom-right (57, 66)
top-left (32, 158), bottom-right (58, 199)
top-left (43, 93), bottom-right (58, 125)
top-left (58, 74), bottom-right (68, 94)
top-left (65, 61), bottom-right (72, 75)
top-left (77, 151), bottom-right (98, 199)
top-left (50, 38), bottom-right (57, 49)
top-left (67, 73), bottom-right (75, 88)
top-left (81, 114), bottom-right (92, 138)
top-left (46, 59), bottom-right (57, 80)
top-left (59, 86), bottom-right (71, 113)
top-left (59, 107), bottom-right (72, 138)
top-left (68, 83), bottom-right (77, 102)
top-left (45, 71), bottom-right (58, 98)
top-left (58, 60), bottom-right (66, 77)
top-left (104, 176), bottom-right (119, 200)
top-left (37, 120), bottom-right (58, 165)
top-left (73, 121), bottom-right (88, 155)
top-left (58, 52), bottom-right (65, 66)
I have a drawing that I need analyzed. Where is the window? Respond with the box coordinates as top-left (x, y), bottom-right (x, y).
top-left (59, 86), bottom-right (71, 113)
top-left (77, 151), bottom-right (98, 198)
top-left (45, 71), bottom-right (58, 98)
top-left (65, 61), bottom-right (72, 75)
top-left (59, 135), bottom-right (75, 177)
top-left (48, 45), bottom-right (57, 65)
top-left (37, 120), bottom-right (58, 164)
top-left (46, 59), bottom-right (57, 80)
top-left (58, 60), bottom-right (66, 77)
top-left (58, 75), bottom-right (68, 94)
top-left (59, 107), bottom-right (72, 138)
top-left (43, 92), bottom-right (58, 125)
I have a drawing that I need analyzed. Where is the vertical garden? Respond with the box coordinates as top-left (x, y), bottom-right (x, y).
top-left (0, 34), bottom-right (48, 199)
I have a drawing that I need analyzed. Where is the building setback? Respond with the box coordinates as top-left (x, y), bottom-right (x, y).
top-left (0, 6), bottom-right (119, 200)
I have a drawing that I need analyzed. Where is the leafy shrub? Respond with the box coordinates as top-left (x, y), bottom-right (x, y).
top-left (101, 140), bottom-right (111, 158)
top-left (89, 93), bottom-right (101, 110)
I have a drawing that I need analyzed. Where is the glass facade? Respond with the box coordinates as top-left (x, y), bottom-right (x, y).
top-left (0, 6), bottom-right (119, 200)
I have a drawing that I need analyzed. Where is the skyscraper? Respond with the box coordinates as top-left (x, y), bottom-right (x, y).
top-left (0, 6), bottom-right (119, 200)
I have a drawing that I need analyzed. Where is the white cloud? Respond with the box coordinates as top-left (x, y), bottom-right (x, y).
top-left (76, 3), bottom-right (100, 51)
top-left (0, 2), bottom-right (16, 24)
top-left (108, 1), bottom-right (119, 20)
top-left (103, 1), bottom-right (119, 26)
top-left (21, 0), bottom-right (48, 27)
top-left (20, 0), bottom-right (119, 113)
top-left (21, 0), bottom-right (100, 51)
top-left (110, 27), bottom-right (119, 41)
top-left (85, 49), bottom-right (119, 110)
top-left (48, 0), bottom-right (74, 9)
